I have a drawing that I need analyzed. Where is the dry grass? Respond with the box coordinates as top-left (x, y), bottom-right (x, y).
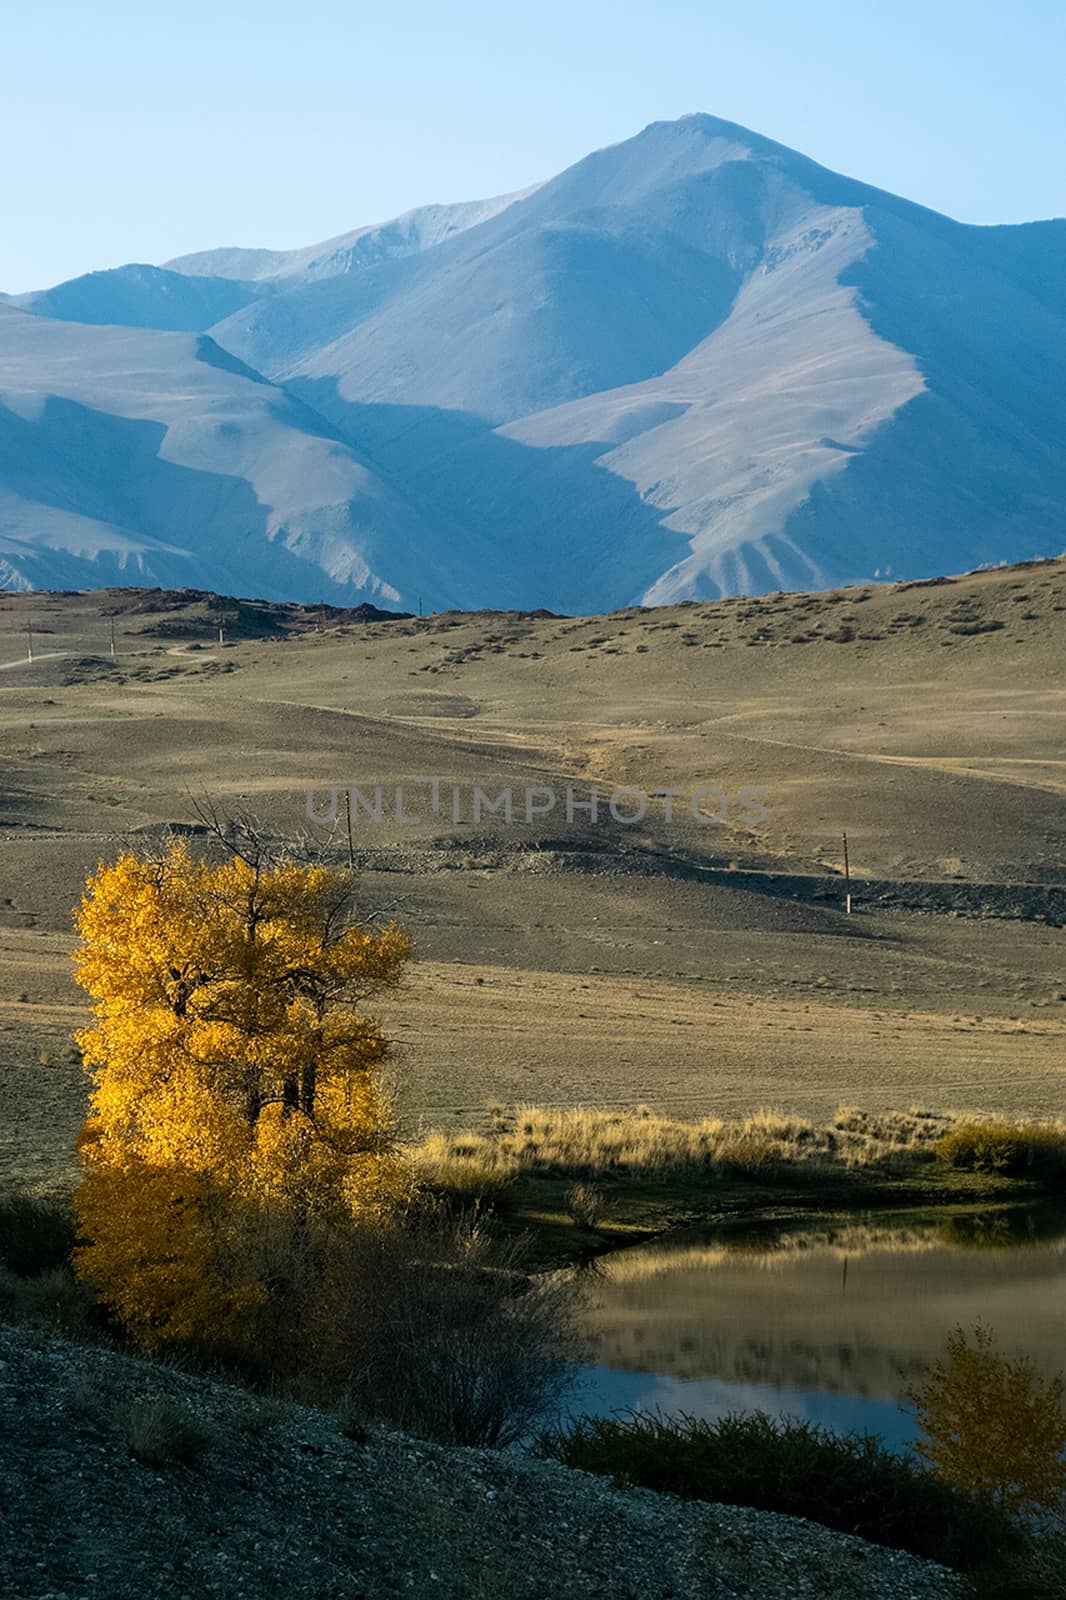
top-left (124, 1399), bottom-right (215, 1469)
top-left (0, 1264), bottom-right (97, 1335)
top-left (937, 1119), bottom-right (1066, 1178)
top-left (565, 1182), bottom-right (603, 1230)
top-left (408, 1102), bottom-right (961, 1190)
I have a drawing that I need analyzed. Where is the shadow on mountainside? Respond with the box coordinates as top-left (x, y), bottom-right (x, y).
top-left (287, 379), bottom-right (691, 613)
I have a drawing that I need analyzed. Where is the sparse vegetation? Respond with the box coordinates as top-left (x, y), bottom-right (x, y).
top-left (411, 1102), bottom-right (965, 1190)
top-left (314, 1206), bottom-right (581, 1448)
top-left (408, 1103), bottom-right (1066, 1248)
top-left (565, 1181), bottom-right (602, 1230)
top-left (539, 1409), bottom-right (1016, 1573)
top-left (125, 1399), bottom-right (215, 1469)
top-left (936, 1121), bottom-right (1066, 1180)
top-left (0, 1262), bottom-right (98, 1335)
top-left (0, 1189), bottom-right (75, 1276)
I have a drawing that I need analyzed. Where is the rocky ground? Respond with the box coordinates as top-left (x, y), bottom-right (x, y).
top-left (0, 1320), bottom-right (964, 1600)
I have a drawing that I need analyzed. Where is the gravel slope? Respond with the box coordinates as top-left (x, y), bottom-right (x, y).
top-left (0, 1321), bottom-right (964, 1600)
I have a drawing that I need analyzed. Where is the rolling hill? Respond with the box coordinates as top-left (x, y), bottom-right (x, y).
top-left (2, 559), bottom-right (1066, 1183)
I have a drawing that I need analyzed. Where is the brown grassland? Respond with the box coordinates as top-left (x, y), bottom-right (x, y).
top-left (1, 558), bottom-right (1065, 1196)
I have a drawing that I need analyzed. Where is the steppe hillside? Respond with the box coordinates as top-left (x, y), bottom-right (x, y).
top-left (2, 559), bottom-right (1065, 1186)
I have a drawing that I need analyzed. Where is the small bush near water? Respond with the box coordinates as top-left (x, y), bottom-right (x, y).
top-left (937, 1121), bottom-right (1066, 1181)
top-left (565, 1182), bottom-right (602, 1230)
top-left (312, 1206), bottom-right (582, 1448)
top-left (539, 1410), bottom-right (1018, 1573)
top-left (911, 1323), bottom-right (1066, 1515)
top-left (973, 1518), bottom-right (1066, 1600)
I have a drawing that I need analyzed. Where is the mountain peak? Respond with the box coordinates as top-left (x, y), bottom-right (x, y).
top-left (2, 119), bottom-right (1065, 611)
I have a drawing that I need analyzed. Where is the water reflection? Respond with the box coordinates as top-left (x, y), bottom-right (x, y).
top-left (570, 1206), bottom-right (1066, 1444)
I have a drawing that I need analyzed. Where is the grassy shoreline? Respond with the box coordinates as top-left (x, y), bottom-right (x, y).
top-left (4, 1104), bottom-right (1064, 1279)
top-left (410, 1104), bottom-right (1066, 1268)
top-left (487, 1166), bottom-right (1065, 1269)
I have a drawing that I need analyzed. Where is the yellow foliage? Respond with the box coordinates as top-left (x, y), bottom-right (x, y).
top-left (72, 839), bottom-right (413, 1345)
top-left (74, 1155), bottom-right (264, 1346)
top-left (910, 1323), bottom-right (1066, 1514)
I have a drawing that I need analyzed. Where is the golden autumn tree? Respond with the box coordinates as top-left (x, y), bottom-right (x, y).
top-left (911, 1323), bottom-right (1066, 1514)
top-left (72, 827), bottom-right (412, 1348)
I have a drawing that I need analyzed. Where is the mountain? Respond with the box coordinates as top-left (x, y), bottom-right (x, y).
top-left (6, 264), bottom-right (259, 332)
top-left (2, 115), bottom-right (1064, 609)
top-left (164, 187), bottom-right (540, 283)
top-left (0, 308), bottom-right (470, 603)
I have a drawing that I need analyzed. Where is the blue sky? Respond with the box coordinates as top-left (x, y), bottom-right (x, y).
top-left (2, 0), bottom-right (1063, 292)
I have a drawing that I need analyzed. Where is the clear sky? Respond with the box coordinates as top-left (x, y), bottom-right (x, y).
top-left (2, 0), bottom-right (1064, 293)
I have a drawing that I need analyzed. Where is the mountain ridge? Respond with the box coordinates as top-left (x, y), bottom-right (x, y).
top-left (1, 114), bottom-right (1063, 610)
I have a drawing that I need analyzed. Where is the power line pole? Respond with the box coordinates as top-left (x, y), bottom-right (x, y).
top-left (344, 788), bottom-right (355, 870)
top-left (843, 830), bottom-right (852, 915)
top-left (26, 616), bottom-right (33, 662)
top-left (109, 616), bottom-right (116, 659)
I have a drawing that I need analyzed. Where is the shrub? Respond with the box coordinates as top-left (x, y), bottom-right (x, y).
top-left (314, 1207), bottom-right (582, 1448)
top-left (565, 1183), bottom-right (602, 1230)
top-left (337, 1399), bottom-right (371, 1444)
top-left (539, 1410), bottom-right (1016, 1572)
top-left (911, 1324), bottom-right (1066, 1514)
top-left (936, 1121), bottom-right (1066, 1180)
top-left (0, 1264), bottom-right (98, 1336)
top-left (713, 1129), bottom-right (789, 1177)
top-left (0, 1191), bottom-right (76, 1276)
top-left (971, 1518), bottom-right (1066, 1600)
top-left (125, 1399), bottom-right (214, 1469)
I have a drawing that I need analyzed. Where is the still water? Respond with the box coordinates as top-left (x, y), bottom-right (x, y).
top-left (569, 1207), bottom-right (1066, 1448)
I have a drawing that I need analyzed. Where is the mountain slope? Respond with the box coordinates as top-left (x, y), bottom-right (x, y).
top-left (3, 115), bottom-right (1065, 609)
top-left (210, 115), bottom-right (1066, 602)
top-left (0, 307), bottom-right (464, 603)
top-left (8, 263), bottom-right (260, 332)
top-left (165, 188), bottom-right (538, 283)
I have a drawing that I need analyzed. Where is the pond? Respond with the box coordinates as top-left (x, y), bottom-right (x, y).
top-left (567, 1206), bottom-right (1066, 1448)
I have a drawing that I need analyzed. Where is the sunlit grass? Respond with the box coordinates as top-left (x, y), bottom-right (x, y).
top-left (408, 1104), bottom-right (1066, 1197)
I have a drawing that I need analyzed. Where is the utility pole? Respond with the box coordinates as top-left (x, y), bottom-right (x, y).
top-left (843, 831), bottom-right (852, 915)
top-left (26, 617), bottom-right (33, 662)
top-left (218, 623), bottom-right (225, 646)
top-left (344, 788), bottom-right (355, 870)
top-left (109, 617), bottom-right (116, 659)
